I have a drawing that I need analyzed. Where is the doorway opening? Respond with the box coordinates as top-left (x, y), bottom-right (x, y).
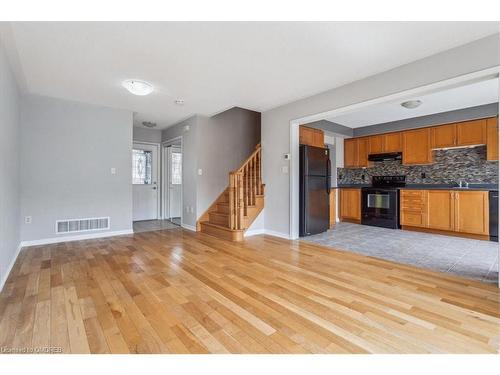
top-left (162, 137), bottom-right (183, 227)
top-left (290, 69), bottom-right (500, 286)
top-left (132, 142), bottom-right (160, 222)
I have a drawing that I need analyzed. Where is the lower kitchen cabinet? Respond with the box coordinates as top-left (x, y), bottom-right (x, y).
top-left (400, 190), bottom-right (427, 228)
top-left (427, 190), bottom-right (454, 231)
top-left (401, 189), bottom-right (490, 238)
top-left (454, 191), bottom-right (489, 236)
top-left (339, 188), bottom-right (361, 222)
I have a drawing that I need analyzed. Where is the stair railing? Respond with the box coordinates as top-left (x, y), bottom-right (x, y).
top-left (228, 144), bottom-right (262, 230)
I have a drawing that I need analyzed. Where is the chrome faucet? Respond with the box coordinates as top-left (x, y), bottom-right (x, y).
top-left (457, 180), bottom-right (469, 188)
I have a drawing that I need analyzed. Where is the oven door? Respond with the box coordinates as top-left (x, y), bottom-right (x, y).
top-left (361, 189), bottom-right (399, 229)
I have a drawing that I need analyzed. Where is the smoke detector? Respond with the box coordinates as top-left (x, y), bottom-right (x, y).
top-left (401, 100), bottom-right (422, 109)
top-left (142, 121), bottom-right (157, 128)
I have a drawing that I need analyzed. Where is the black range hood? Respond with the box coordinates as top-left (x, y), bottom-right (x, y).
top-left (368, 152), bottom-right (402, 162)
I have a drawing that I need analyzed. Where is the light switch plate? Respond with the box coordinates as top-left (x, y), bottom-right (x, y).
top-left (281, 166), bottom-right (289, 174)
top-left (110, 167), bottom-right (116, 175)
top-left (198, 169), bottom-right (203, 176)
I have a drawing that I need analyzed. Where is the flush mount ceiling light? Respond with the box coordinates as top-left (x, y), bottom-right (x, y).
top-left (142, 121), bottom-right (157, 128)
top-left (400, 100), bottom-right (422, 109)
top-left (122, 79), bottom-right (154, 96)
top-left (174, 99), bottom-right (185, 105)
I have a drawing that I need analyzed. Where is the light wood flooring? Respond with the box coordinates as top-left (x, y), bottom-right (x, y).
top-left (0, 228), bottom-right (499, 354)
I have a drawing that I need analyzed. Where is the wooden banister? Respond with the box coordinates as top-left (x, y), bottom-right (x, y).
top-left (228, 144), bottom-right (262, 231)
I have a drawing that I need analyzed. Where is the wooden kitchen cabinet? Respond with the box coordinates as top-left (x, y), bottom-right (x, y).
top-left (344, 138), bottom-right (358, 168)
top-left (339, 188), bottom-right (361, 221)
top-left (401, 189), bottom-right (490, 238)
top-left (402, 128), bottom-right (432, 165)
top-left (384, 132), bottom-right (402, 152)
top-left (427, 190), bottom-right (455, 231)
top-left (357, 137), bottom-right (369, 167)
top-left (344, 138), bottom-right (368, 168)
top-left (299, 126), bottom-right (324, 148)
top-left (486, 117), bottom-right (499, 161)
top-left (369, 134), bottom-right (385, 154)
top-left (431, 124), bottom-right (456, 149)
top-left (456, 119), bottom-right (486, 146)
top-left (454, 191), bottom-right (489, 236)
top-left (329, 189), bottom-right (337, 228)
top-left (400, 190), bottom-right (427, 228)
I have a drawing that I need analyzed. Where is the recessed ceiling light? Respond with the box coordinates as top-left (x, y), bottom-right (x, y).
top-left (174, 99), bottom-right (185, 105)
top-left (401, 100), bottom-right (422, 109)
top-left (122, 79), bottom-right (154, 96)
top-left (142, 121), bottom-right (157, 128)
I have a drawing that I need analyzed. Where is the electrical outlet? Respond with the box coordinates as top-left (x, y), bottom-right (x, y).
top-left (25, 216), bottom-right (32, 224)
top-left (421, 172), bottom-right (426, 179)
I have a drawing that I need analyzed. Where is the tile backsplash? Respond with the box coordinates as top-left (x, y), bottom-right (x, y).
top-left (337, 146), bottom-right (498, 185)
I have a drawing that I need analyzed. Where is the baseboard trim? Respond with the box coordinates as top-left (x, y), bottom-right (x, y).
top-left (181, 223), bottom-right (197, 232)
top-left (244, 228), bottom-right (266, 237)
top-left (20, 229), bottom-right (134, 247)
top-left (0, 242), bottom-right (23, 292)
top-left (262, 230), bottom-right (291, 240)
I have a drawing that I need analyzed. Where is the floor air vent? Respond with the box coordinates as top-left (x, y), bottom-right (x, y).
top-left (56, 217), bottom-right (110, 234)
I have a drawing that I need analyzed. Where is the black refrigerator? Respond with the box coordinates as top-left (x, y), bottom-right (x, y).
top-left (299, 145), bottom-right (331, 236)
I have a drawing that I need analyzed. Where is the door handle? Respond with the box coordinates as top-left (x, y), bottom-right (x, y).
top-left (152, 187), bottom-right (157, 190)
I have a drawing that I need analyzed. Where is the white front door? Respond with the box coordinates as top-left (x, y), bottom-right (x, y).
top-left (132, 143), bottom-right (159, 221)
top-left (167, 145), bottom-right (182, 219)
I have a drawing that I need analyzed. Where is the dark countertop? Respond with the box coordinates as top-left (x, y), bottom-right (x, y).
top-left (337, 183), bottom-right (498, 191)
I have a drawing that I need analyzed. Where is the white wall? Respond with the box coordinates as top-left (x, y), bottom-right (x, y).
top-left (262, 33), bottom-right (500, 237)
top-left (0, 38), bottom-right (21, 289)
top-left (20, 95), bottom-right (134, 242)
top-left (133, 126), bottom-right (162, 143)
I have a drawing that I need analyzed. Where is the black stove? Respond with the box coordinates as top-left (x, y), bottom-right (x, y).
top-left (371, 175), bottom-right (406, 189)
top-left (361, 176), bottom-right (406, 229)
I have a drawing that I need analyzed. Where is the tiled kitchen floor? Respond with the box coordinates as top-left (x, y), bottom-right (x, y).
top-left (302, 222), bottom-right (499, 284)
top-left (133, 219), bottom-right (180, 233)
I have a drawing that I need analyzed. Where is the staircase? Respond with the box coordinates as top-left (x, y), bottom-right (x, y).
top-left (197, 143), bottom-right (264, 241)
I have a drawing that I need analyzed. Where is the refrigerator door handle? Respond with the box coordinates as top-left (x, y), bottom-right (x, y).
top-left (326, 158), bottom-right (331, 195)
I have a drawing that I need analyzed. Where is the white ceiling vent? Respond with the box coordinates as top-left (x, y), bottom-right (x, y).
top-left (56, 217), bottom-right (110, 234)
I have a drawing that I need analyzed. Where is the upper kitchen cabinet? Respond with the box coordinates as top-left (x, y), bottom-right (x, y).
top-left (368, 134), bottom-right (385, 154)
top-left (384, 132), bottom-right (402, 152)
top-left (344, 137), bottom-right (369, 168)
top-left (431, 124), bottom-right (456, 149)
top-left (357, 137), bottom-right (369, 167)
top-left (456, 119), bottom-right (486, 146)
top-left (299, 126), bottom-right (324, 148)
top-left (486, 117), bottom-right (499, 161)
top-left (344, 138), bottom-right (358, 168)
top-left (402, 128), bottom-right (432, 165)
top-left (368, 133), bottom-right (402, 154)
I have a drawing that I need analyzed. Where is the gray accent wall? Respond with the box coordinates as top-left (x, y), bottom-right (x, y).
top-left (20, 95), bottom-right (133, 242)
top-left (305, 120), bottom-right (354, 137)
top-left (0, 39), bottom-right (20, 288)
top-left (197, 108), bottom-right (261, 217)
top-left (133, 126), bottom-right (162, 143)
top-left (353, 103), bottom-right (499, 137)
top-left (338, 146), bottom-right (498, 185)
top-left (161, 107), bottom-right (261, 228)
top-left (262, 33), bottom-right (500, 237)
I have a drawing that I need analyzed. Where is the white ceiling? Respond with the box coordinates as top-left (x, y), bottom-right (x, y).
top-left (327, 78), bottom-right (499, 128)
top-left (3, 22), bottom-right (500, 129)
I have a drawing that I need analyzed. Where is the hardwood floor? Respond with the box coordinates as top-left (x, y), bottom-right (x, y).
top-left (0, 228), bottom-right (499, 354)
